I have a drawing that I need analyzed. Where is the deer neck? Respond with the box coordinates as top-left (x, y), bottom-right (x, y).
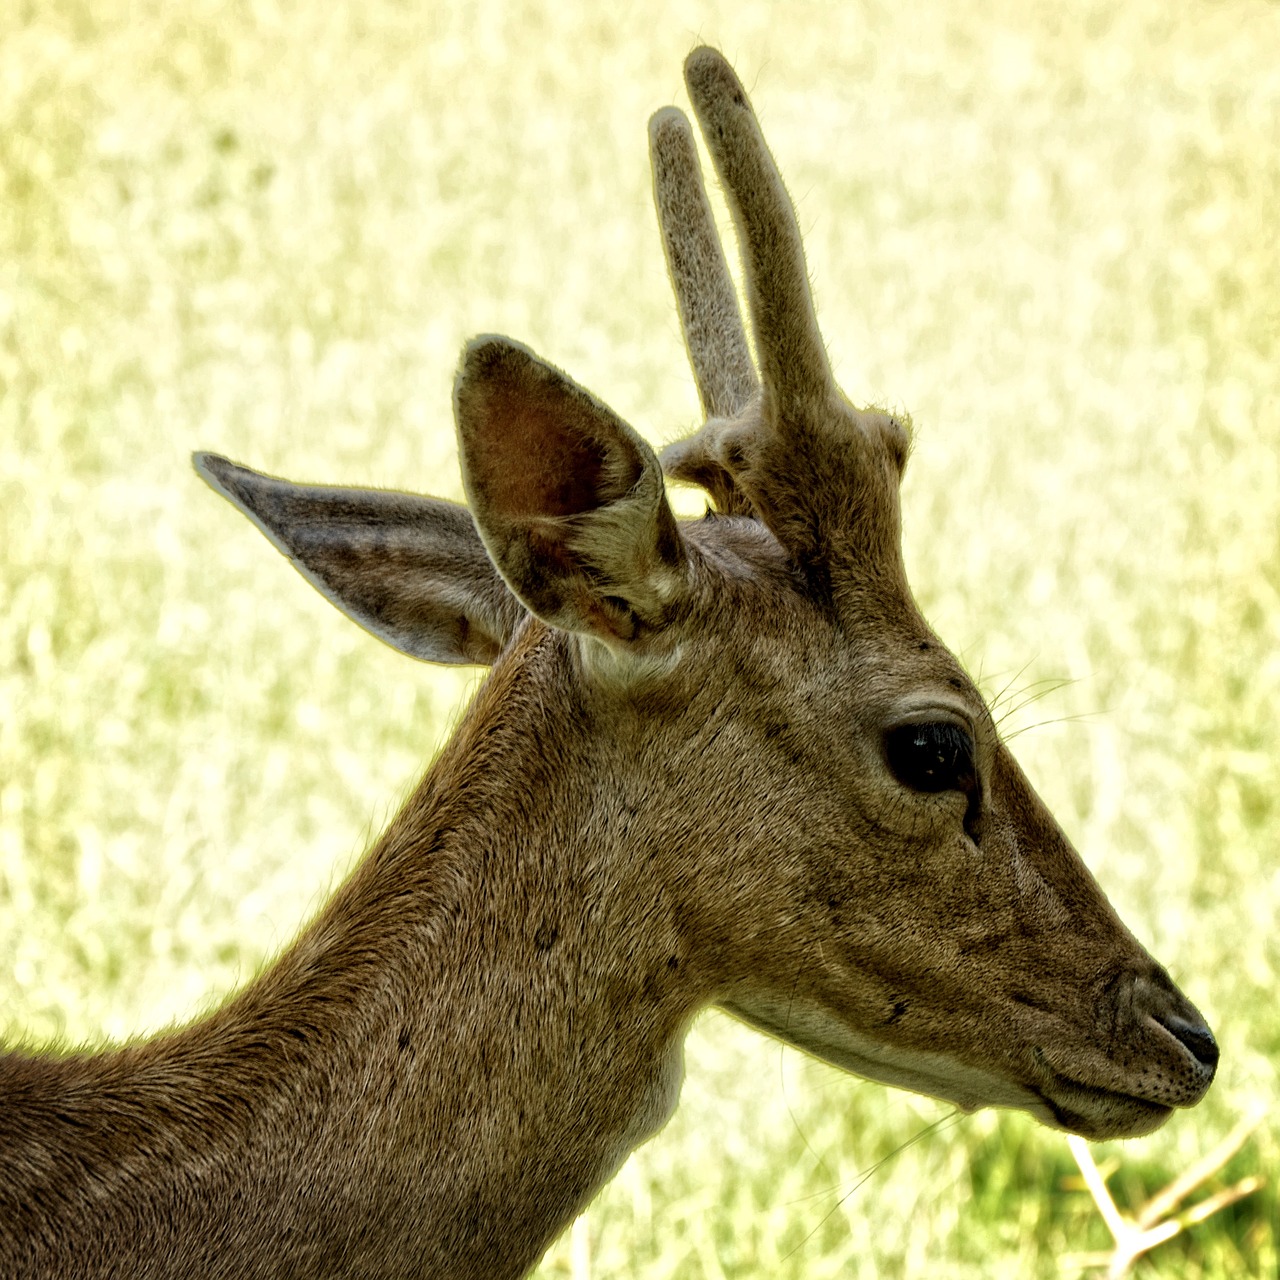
top-left (1, 624), bottom-right (699, 1280)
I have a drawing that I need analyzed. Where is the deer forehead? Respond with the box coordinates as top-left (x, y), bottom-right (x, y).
top-left (605, 514), bottom-right (984, 725)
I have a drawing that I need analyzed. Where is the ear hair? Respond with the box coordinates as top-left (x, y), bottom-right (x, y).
top-left (194, 453), bottom-right (525, 666)
top-left (454, 337), bottom-right (688, 646)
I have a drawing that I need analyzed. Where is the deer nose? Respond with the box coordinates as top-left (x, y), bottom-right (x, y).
top-left (1159, 1012), bottom-right (1220, 1073)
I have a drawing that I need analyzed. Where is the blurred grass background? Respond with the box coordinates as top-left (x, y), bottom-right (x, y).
top-left (2, 0), bottom-right (1277, 1275)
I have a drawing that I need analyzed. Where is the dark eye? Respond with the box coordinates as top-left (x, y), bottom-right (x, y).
top-left (884, 722), bottom-right (977, 795)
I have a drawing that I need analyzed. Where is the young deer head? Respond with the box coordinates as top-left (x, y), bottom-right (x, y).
top-left (3, 46), bottom-right (1214, 1280)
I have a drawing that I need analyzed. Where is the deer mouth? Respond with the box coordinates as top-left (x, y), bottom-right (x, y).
top-left (1027, 1056), bottom-right (1174, 1140)
top-left (1023, 992), bottom-right (1217, 1139)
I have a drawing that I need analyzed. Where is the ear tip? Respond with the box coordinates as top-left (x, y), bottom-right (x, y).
top-left (192, 453), bottom-right (268, 513)
top-left (460, 333), bottom-right (528, 362)
top-left (456, 334), bottom-right (535, 393)
top-left (193, 451), bottom-right (232, 489)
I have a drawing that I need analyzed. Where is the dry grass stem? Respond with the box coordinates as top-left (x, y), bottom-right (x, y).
top-left (1063, 1109), bottom-right (1265, 1278)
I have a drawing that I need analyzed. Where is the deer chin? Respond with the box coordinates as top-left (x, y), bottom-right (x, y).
top-left (719, 996), bottom-right (1173, 1141)
top-left (1024, 1052), bottom-right (1175, 1141)
top-left (720, 996), bottom-right (1038, 1115)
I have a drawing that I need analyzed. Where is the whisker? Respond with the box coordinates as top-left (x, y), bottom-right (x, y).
top-left (990, 674), bottom-right (1072, 719)
top-left (782, 1109), bottom-right (962, 1258)
top-left (1001, 711), bottom-right (1098, 741)
top-left (779, 977), bottom-right (840, 1191)
top-left (984, 658), bottom-right (1039, 714)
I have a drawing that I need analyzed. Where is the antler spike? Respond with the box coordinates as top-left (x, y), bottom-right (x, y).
top-left (648, 106), bottom-right (758, 421)
top-left (683, 46), bottom-right (833, 412)
top-left (649, 104), bottom-right (759, 518)
top-left (659, 47), bottom-right (911, 597)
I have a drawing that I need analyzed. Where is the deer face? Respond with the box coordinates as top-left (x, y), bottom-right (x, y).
top-left (471, 372), bottom-right (1202, 1142)
top-left (196, 47), bottom-right (1215, 1143)
top-left (646, 433), bottom-right (1216, 1142)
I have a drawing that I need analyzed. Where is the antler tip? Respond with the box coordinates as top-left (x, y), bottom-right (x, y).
top-left (648, 104), bottom-right (692, 146)
top-left (656, 437), bottom-right (691, 471)
top-left (683, 45), bottom-right (740, 103)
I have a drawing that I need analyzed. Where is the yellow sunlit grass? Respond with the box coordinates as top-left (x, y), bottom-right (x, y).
top-left (2, 0), bottom-right (1276, 1275)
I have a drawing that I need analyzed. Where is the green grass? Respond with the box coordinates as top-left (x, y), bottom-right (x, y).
top-left (3, 0), bottom-right (1278, 1275)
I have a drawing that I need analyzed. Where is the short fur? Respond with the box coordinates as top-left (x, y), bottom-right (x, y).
top-left (1, 47), bottom-right (1215, 1280)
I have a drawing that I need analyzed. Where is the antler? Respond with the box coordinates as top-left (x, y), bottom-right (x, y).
top-left (649, 107), bottom-right (758, 517)
top-left (683, 47), bottom-right (833, 411)
top-left (655, 48), bottom-right (911, 600)
top-left (648, 107), bottom-right (757, 423)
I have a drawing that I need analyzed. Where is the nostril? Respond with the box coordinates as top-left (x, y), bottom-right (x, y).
top-left (1163, 1014), bottom-right (1220, 1071)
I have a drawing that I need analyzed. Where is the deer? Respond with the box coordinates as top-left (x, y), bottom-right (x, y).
top-left (1, 46), bottom-right (1217, 1280)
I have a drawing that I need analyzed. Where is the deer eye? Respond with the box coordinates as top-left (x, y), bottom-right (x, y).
top-left (884, 722), bottom-right (977, 796)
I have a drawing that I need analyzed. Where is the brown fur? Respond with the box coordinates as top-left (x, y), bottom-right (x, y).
top-left (1, 47), bottom-right (1215, 1280)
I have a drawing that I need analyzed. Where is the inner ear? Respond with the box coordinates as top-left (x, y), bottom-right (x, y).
top-left (454, 337), bottom-right (689, 644)
top-left (460, 342), bottom-right (647, 522)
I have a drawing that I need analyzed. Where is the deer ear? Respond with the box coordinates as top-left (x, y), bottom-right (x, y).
top-left (194, 454), bottom-right (526, 665)
top-left (454, 337), bottom-right (688, 644)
